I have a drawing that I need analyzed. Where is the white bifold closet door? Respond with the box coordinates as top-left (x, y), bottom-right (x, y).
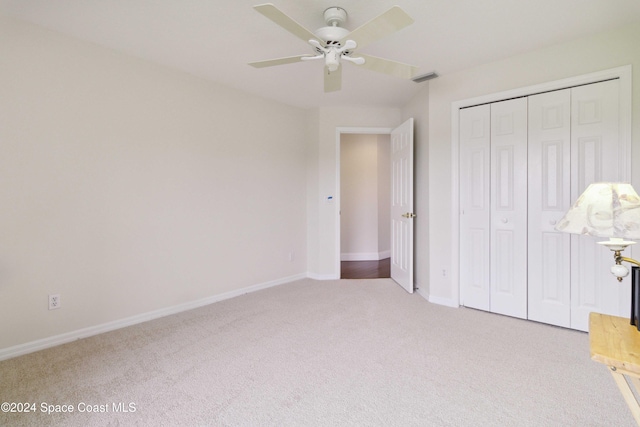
top-left (528, 80), bottom-right (627, 331)
top-left (569, 79), bottom-right (627, 331)
top-left (460, 78), bottom-right (628, 331)
top-left (459, 98), bottom-right (528, 319)
top-left (489, 98), bottom-right (528, 319)
top-left (459, 105), bottom-right (491, 311)
top-left (527, 89), bottom-right (572, 328)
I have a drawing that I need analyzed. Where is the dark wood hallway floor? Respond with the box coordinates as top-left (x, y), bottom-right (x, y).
top-left (341, 258), bottom-right (391, 279)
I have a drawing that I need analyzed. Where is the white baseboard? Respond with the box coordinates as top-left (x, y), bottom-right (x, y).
top-left (307, 272), bottom-right (340, 280)
top-left (428, 294), bottom-right (459, 308)
top-left (341, 250), bottom-right (391, 261)
top-left (415, 286), bottom-right (429, 301)
top-left (0, 273), bottom-right (307, 362)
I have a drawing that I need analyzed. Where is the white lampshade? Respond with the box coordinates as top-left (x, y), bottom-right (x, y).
top-left (555, 182), bottom-right (640, 239)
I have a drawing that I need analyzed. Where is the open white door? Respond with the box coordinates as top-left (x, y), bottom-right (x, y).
top-left (390, 118), bottom-right (414, 293)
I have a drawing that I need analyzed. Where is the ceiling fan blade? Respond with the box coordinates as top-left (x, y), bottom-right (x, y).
top-left (254, 3), bottom-right (324, 44)
top-left (249, 55), bottom-right (315, 68)
top-left (356, 53), bottom-right (418, 79)
top-left (340, 6), bottom-right (413, 50)
top-left (324, 66), bottom-right (342, 92)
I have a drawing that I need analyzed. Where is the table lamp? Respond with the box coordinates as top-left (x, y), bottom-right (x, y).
top-left (556, 182), bottom-right (640, 280)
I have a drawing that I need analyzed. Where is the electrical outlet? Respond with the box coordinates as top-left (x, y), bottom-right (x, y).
top-left (49, 294), bottom-right (61, 310)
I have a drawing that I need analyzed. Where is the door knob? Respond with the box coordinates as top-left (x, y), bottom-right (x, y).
top-left (401, 213), bottom-right (416, 218)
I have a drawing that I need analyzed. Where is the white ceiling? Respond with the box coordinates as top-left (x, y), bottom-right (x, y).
top-left (2, 0), bottom-right (640, 109)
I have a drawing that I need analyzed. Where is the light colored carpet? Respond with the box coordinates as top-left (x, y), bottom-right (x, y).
top-left (0, 278), bottom-right (635, 426)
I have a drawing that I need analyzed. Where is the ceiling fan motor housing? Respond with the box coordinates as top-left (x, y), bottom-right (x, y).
top-left (315, 26), bottom-right (349, 47)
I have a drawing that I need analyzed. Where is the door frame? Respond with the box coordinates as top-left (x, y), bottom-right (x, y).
top-left (335, 127), bottom-right (393, 277)
top-left (451, 65), bottom-right (632, 307)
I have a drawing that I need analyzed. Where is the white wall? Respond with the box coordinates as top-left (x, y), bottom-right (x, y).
top-left (340, 134), bottom-right (390, 261)
top-left (427, 21), bottom-right (640, 306)
top-left (0, 17), bottom-right (309, 352)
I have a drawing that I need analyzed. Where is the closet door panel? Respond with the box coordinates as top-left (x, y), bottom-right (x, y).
top-left (570, 79), bottom-right (628, 331)
top-left (490, 98), bottom-right (528, 319)
top-left (459, 105), bottom-right (491, 310)
top-left (528, 89), bottom-right (571, 327)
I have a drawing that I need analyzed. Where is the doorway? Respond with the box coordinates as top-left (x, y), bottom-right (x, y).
top-left (336, 119), bottom-right (414, 291)
top-left (339, 132), bottom-right (391, 279)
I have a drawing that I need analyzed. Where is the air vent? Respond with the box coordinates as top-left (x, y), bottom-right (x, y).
top-left (412, 72), bottom-right (438, 83)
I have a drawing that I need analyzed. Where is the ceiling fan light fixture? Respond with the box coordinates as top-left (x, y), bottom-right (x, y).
top-left (325, 49), bottom-right (340, 72)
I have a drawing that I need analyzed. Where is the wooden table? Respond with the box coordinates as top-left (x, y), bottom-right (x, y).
top-left (590, 312), bottom-right (640, 425)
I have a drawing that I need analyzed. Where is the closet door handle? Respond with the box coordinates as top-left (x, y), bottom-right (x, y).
top-left (550, 220), bottom-right (557, 225)
top-left (501, 218), bottom-right (508, 223)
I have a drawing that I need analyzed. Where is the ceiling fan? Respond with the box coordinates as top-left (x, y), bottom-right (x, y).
top-left (249, 3), bottom-right (418, 92)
